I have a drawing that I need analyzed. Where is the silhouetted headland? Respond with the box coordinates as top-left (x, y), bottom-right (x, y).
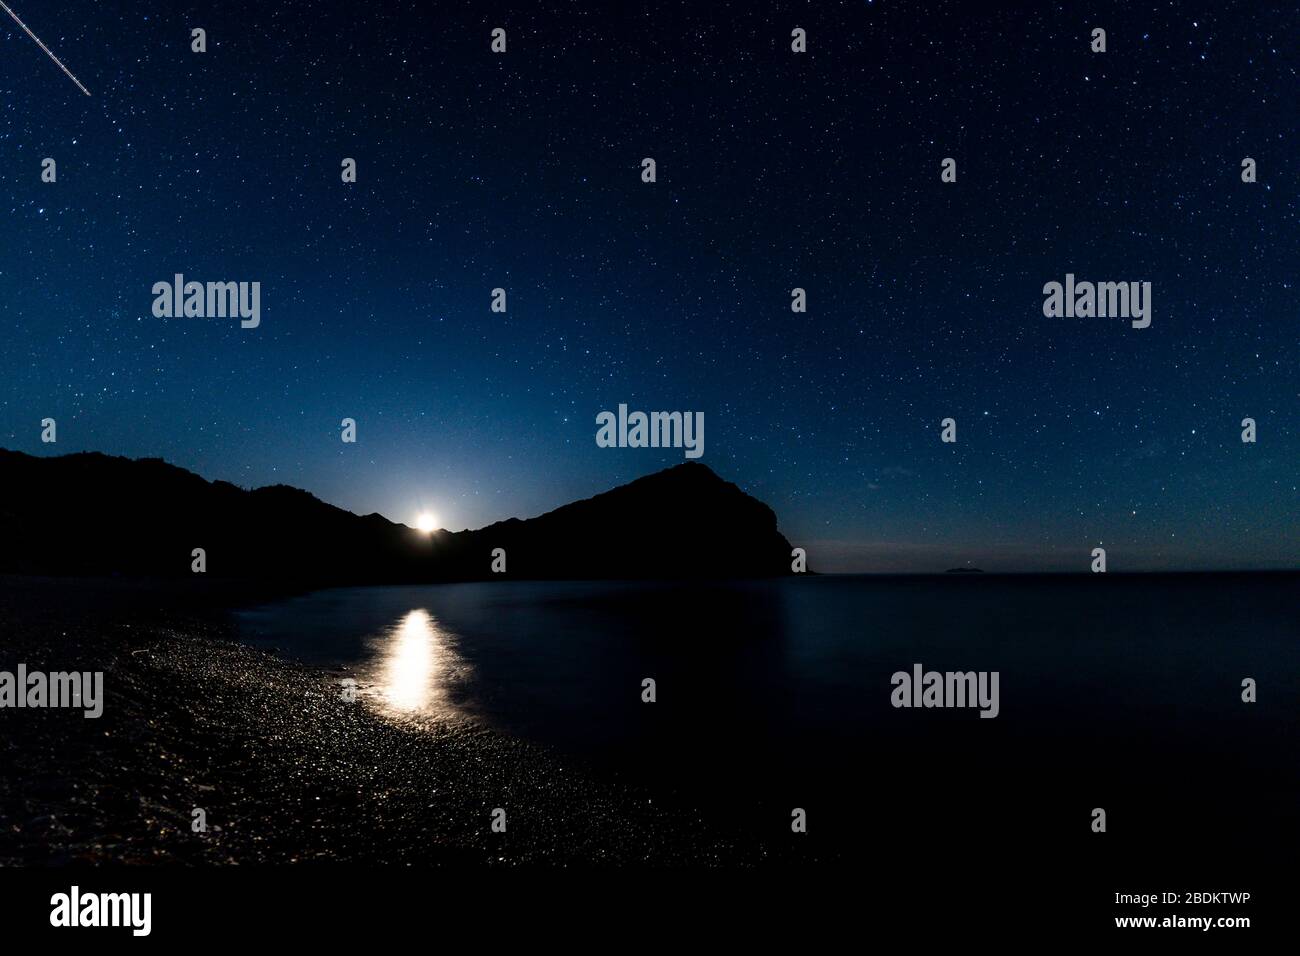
top-left (0, 450), bottom-right (797, 583)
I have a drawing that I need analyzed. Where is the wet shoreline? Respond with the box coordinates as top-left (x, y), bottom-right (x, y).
top-left (0, 576), bottom-right (788, 866)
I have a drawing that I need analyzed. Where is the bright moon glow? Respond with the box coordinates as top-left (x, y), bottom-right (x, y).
top-left (415, 513), bottom-right (437, 533)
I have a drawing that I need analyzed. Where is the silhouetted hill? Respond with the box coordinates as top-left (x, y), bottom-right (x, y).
top-left (434, 462), bottom-right (797, 579)
top-left (0, 450), bottom-right (797, 583)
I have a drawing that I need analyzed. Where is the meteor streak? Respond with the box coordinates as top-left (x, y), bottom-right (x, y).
top-left (0, 1), bottom-right (91, 96)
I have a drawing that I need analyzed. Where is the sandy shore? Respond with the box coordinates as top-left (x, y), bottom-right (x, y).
top-left (0, 576), bottom-right (784, 866)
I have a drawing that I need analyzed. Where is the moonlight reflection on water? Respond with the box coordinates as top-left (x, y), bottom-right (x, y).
top-left (363, 609), bottom-right (469, 721)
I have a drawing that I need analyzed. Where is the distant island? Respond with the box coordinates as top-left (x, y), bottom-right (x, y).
top-left (0, 450), bottom-right (797, 583)
top-left (945, 567), bottom-right (985, 573)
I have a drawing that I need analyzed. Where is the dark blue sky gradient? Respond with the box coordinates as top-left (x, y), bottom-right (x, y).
top-left (1, 1), bottom-right (1296, 570)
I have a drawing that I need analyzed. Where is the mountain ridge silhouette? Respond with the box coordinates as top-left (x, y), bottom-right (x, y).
top-left (0, 449), bottom-right (798, 583)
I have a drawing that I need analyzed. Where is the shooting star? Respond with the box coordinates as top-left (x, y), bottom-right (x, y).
top-left (0, 1), bottom-right (91, 96)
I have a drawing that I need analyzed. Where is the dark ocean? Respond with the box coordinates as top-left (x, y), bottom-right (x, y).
top-left (234, 572), bottom-right (1299, 871)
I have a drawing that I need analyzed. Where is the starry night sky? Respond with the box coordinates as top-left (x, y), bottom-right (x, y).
top-left (1, 1), bottom-right (1296, 571)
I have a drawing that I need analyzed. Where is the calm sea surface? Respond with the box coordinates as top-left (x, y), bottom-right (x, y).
top-left (233, 573), bottom-right (1300, 850)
